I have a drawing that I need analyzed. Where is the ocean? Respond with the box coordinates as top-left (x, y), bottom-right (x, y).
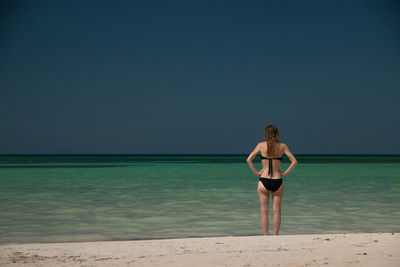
top-left (0, 154), bottom-right (399, 244)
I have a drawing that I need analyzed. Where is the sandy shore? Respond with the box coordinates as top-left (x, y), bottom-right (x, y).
top-left (0, 233), bottom-right (399, 266)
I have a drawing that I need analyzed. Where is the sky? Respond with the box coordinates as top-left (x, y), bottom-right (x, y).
top-left (0, 0), bottom-right (399, 154)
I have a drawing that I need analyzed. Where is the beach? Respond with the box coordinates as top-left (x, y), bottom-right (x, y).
top-left (1, 155), bottom-right (399, 266)
top-left (0, 233), bottom-right (399, 266)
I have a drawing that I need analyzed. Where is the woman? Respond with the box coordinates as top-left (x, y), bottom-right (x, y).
top-left (246, 125), bottom-right (297, 235)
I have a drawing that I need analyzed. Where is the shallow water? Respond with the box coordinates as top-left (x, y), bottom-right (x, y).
top-left (0, 154), bottom-right (399, 244)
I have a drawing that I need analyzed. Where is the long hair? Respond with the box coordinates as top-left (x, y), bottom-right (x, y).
top-left (265, 125), bottom-right (280, 157)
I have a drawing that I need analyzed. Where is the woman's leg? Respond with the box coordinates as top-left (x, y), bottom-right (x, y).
top-left (257, 181), bottom-right (270, 235)
top-left (271, 183), bottom-right (284, 235)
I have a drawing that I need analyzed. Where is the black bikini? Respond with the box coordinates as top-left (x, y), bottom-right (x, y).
top-left (259, 154), bottom-right (283, 192)
top-left (259, 154), bottom-right (283, 176)
top-left (259, 177), bottom-right (282, 192)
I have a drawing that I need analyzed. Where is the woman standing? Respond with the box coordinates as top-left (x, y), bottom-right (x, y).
top-left (246, 125), bottom-right (297, 235)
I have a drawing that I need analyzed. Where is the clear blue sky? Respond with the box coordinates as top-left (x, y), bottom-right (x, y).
top-left (0, 0), bottom-right (399, 154)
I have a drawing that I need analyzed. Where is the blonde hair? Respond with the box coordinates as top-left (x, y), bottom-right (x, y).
top-left (264, 125), bottom-right (280, 157)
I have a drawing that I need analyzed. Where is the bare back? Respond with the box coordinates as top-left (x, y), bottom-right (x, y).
top-left (259, 142), bottom-right (284, 178)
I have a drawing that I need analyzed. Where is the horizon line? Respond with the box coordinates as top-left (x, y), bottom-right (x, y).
top-left (0, 153), bottom-right (399, 156)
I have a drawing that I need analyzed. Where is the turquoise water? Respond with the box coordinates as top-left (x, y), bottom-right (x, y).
top-left (0, 154), bottom-right (399, 244)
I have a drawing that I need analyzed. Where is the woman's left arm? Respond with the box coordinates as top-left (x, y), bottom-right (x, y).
top-left (246, 143), bottom-right (263, 176)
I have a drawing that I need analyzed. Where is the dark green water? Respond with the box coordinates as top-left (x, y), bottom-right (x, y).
top-left (0, 154), bottom-right (399, 244)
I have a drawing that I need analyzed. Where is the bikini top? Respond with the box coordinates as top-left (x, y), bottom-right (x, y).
top-left (260, 154), bottom-right (283, 176)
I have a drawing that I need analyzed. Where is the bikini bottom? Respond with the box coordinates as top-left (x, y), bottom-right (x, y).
top-left (259, 177), bottom-right (283, 192)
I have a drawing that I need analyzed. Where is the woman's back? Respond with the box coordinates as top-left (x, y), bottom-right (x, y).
top-left (259, 142), bottom-right (284, 178)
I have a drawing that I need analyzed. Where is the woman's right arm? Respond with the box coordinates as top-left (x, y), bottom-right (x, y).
top-left (281, 144), bottom-right (297, 176)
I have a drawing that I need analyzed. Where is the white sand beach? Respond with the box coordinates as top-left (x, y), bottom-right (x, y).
top-left (0, 233), bottom-right (399, 266)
